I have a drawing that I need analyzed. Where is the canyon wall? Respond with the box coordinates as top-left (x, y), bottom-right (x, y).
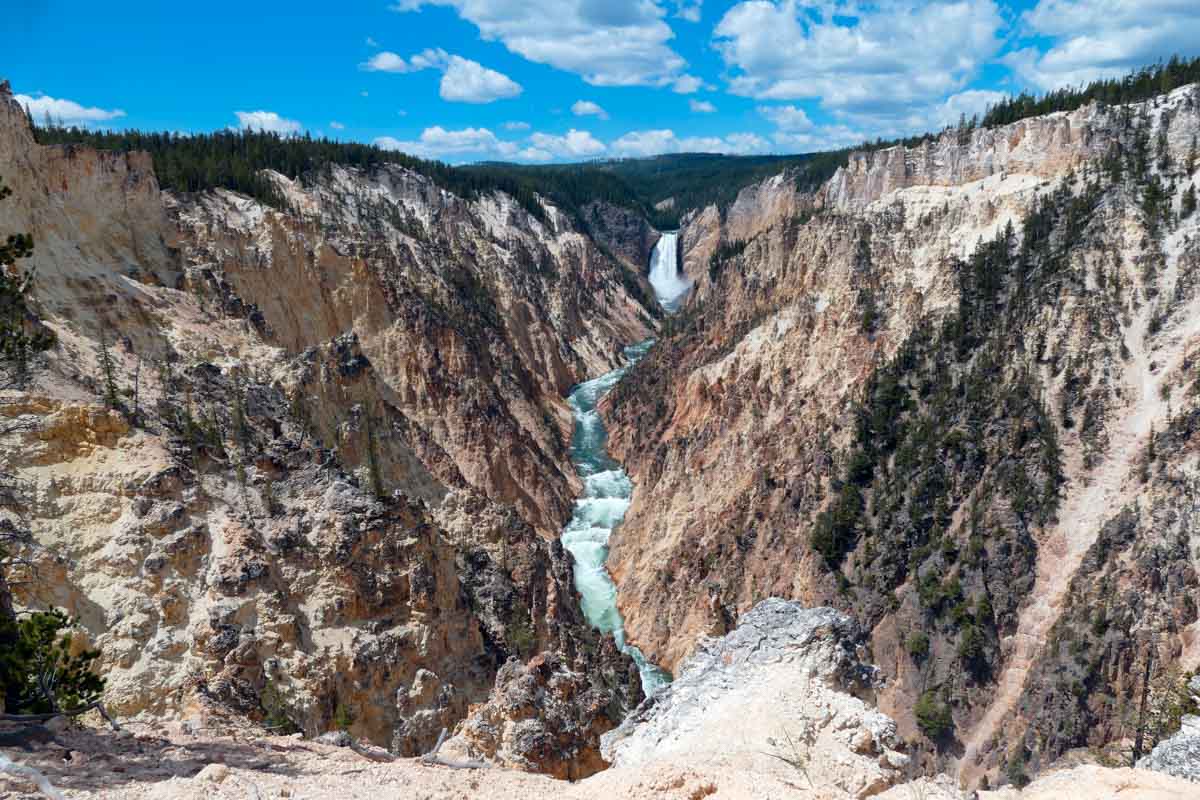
top-left (604, 85), bottom-right (1200, 785)
top-left (0, 80), bottom-right (652, 761)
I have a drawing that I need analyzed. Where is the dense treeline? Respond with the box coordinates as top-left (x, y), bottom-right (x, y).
top-left (981, 55), bottom-right (1200, 128)
top-left (28, 56), bottom-right (1200, 231)
top-left (30, 122), bottom-right (562, 220)
top-left (29, 116), bottom-right (836, 228)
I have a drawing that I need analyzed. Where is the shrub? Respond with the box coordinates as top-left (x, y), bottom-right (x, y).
top-left (261, 681), bottom-right (299, 734)
top-left (914, 690), bottom-right (954, 740)
top-left (1005, 744), bottom-right (1031, 788)
top-left (0, 609), bottom-right (104, 714)
top-left (905, 631), bottom-right (930, 661)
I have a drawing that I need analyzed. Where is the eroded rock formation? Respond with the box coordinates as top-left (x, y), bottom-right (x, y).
top-left (604, 84), bottom-right (1200, 785)
top-left (0, 80), bottom-right (651, 760)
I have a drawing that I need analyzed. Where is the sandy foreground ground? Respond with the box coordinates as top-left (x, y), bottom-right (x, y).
top-left (2, 720), bottom-right (1198, 800)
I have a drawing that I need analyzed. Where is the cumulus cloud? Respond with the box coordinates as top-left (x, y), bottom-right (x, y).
top-left (15, 93), bottom-right (125, 126)
top-left (504, 120), bottom-right (531, 131)
top-left (393, 0), bottom-right (693, 88)
top-left (440, 55), bottom-right (523, 103)
top-left (375, 125), bottom-right (517, 159)
top-left (671, 75), bottom-right (706, 94)
top-left (571, 100), bottom-right (609, 120)
top-left (611, 128), bottom-right (770, 157)
top-left (673, 1), bottom-right (703, 22)
top-left (689, 99), bottom-right (716, 113)
top-left (374, 125), bottom-right (601, 162)
top-left (714, 0), bottom-right (1004, 129)
top-left (530, 129), bottom-right (607, 157)
top-left (1008, 0), bottom-right (1200, 90)
top-left (771, 124), bottom-right (866, 153)
top-left (360, 48), bottom-right (447, 73)
top-left (361, 48), bottom-right (521, 103)
top-left (234, 110), bottom-right (301, 135)
top-left (361, 51), bottom-right (413, 73)
top-left (932, 89), bottom-right (1008, 127)
top-left (758, 104), bottom-right (813, 131)
top-left (330, 120), bottom-right (346, 130)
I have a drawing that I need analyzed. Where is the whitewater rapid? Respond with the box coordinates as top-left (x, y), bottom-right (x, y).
top-left (558, 234), bottom-right (683, 697)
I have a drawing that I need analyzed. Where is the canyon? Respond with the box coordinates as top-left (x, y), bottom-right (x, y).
top-left (2, 72), bottom-right (1200, 798)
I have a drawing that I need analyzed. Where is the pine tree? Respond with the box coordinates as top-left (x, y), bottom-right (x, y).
top-left (96, 327), bottom-right (120, 411)
top-left (1, 178), bottom-right (54, 390)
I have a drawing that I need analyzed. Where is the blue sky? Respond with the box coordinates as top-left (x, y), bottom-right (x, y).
top-left (7, 1), bottom-right (1200, 163)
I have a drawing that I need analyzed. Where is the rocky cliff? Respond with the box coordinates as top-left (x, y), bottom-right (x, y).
top-left (604, 84), bottom-right (1200, 786)
top-left (0, 78), bottom-right (654, 763)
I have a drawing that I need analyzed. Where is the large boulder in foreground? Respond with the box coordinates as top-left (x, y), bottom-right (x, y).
top-left (600, 599), bottom-right (910, 798)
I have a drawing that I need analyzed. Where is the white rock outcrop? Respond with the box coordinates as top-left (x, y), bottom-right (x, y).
top-left (602, 599), bottom-right (911, 798)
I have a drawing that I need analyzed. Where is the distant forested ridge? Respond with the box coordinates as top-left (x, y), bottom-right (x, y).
top-left (980, 56), bottom-right (1200, 128)
top-left (28, 123), bottom-right (566, 223)
top-left (25, 56), bottom-right (1200, 229)
top-left (28, 118), bottom-right (832, 228)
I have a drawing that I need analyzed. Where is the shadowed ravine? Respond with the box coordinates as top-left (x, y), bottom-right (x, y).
top-left (559, 233), bottom-right (687, 697)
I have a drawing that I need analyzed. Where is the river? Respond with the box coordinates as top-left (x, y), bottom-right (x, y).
top-left (559, 232), bottom-right (688, 697)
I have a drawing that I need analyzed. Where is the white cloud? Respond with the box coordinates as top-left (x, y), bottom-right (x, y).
top-left (375, 125), bottom-right (518, 159)
top-left (689, 99), bottom-right (717, 113)
top-left (234, 110), bottom-right (301, 135)
top-left (611, 128), bottom-right (770, 157)
top-left (673, 1), bottom-right (703, 22)
top-left (714, 0), bottom-right (1004, 129)
top-left (529, 129), bottom-right (607, 157)
top-left (393, 0), bottom-right (693, 88)
top-left (571, 100), bottom-right (609, 120)
top-left (758, 104), bottom-right (812, 131)
top-left (771, 124), bottom-right (866, 152)
top-left (671, 75), bottom-right (705, 94)
top-left (932, 89), bottom-right (1008, 127)
top-left (360, 47), bottom-right (447, 73)
top-left (366, 36), bottom-right (379, 47)
top-left (1009, 0), bottom-right (1200, 90)
top-left (15, 93), bottom-right (125, 126)
top-left (440, 55), bottom-right (523, 103)
top-left (374, 125), bottom-right (604, 162)
top-left (361, 51), bottom-right (412, 73)
top-left (361, 48), bottom-right (521, 103)
top-left (756, 101), bottom-right (869, 152)
top-left (330, 120), bottom-right (346, 130)
top-left (517, 147), bottom-right (555, 161)
top-left (504, 120), bottom-right (531, 131)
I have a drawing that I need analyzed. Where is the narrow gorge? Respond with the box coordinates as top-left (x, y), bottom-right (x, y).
top-left (559, 231), bottom-right (689, 697)
top-left (5, 62), bottom-right (1200, 799)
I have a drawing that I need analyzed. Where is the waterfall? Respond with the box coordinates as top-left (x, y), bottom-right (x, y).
top-left (558, 229), bottom-right (692, 698)
top-left (647, 232), bottom-right (690, 312)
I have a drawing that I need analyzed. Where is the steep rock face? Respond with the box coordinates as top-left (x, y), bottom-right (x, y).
top-left (0, 81), bottom-right (650, 761)
top-left (604, 85), bottom-right (1200, 785)
top-left (172, 161), bottom-right (654, 536)
top-left (822, 101), bottom-right (1137, 210)
top-left (579, 200), bottom-right (661, 274)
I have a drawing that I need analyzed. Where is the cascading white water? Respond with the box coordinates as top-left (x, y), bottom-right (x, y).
top-left (647, 232), bottom-right (690, 312)
top-left (558, 232), bottom-right (690, 698)
top-left (560, 340), bottom-right (670, 697)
